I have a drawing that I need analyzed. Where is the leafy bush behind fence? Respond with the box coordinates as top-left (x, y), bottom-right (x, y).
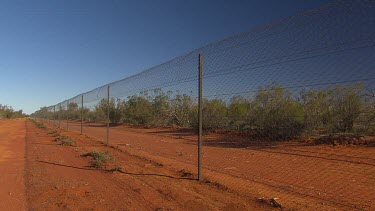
top-left (32, 0), bottom-right (375, 140)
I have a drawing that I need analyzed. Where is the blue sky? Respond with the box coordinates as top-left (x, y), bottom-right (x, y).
top-left (0, 0), bottom-right (331, 114)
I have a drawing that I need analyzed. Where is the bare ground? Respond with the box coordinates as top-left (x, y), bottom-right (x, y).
top-left (50, 119), bottom-right (375, 210)
top-left (25, 119), bottom-right (266, 210)
top-left (0, 119), bottom-right (27, 211)
top-left (1, 118), bottom-right (373, 210)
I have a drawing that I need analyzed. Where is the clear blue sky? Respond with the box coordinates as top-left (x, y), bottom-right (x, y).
top-left (0, 0), bottom-right (331, 114)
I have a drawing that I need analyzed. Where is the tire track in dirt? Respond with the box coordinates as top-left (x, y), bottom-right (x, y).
top-left (44, 120), bottom-right (375, 210)
top-left (25, 120), bottom-right (157, 210)
top-left (26, 119), bottom-right (263, 210)
top-left (0, 119), bottom-right (27, 211)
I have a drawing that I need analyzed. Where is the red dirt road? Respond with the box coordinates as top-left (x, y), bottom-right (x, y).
top-left (0, 119), bottom-right (27, 211)
top-left (1, 118), bottom-right (372, 210)
top-left (49, 119), bottom-right (375, 210)
top-left (26, 120), bottom-right (264, 210)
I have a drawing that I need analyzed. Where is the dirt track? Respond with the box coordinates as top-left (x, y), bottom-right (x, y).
top-left (1, 118), bottom-right (374, 210)
top-left (51, 119), bottom-right (375, 210)
top-left (25, 119), bottom-right (264, 210)
top-left (0, 119), bottom-right (27, 211)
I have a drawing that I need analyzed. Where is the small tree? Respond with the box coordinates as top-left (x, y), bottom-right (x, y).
top-left (81, 107), bottom-right (90, 121)
top-left (228, 96), bottom-right (250, 130)
top-left (114, 98), bottom-right (126, 124)
top-left (171, 94), bottom-right (195, 127)
top-left (327, 84), bottom-right (363, 133)
top-left (191, 98), bottom-right (228, 130)
top-left (67, 102), bottom-right (79, 119)
top-left (152, 89), bottom-right (172, 126)
top-left (92, 101), bottom-right (106, 122)
top-left (252, 83), bottom-right (304, 139)
top-left (301, 84), bottom-right (364, 134)
top-left (125, 95), bottom-right (154, 125)
top-left (360, 89), bottom-right (375, 134)
top-left (301, 89), bottom-right (330, 134)
top-left (95, 98), bottom-right (125, 124)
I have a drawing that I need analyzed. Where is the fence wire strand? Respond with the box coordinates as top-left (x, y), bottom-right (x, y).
top-left (33, 1), bottom-right (375, 210)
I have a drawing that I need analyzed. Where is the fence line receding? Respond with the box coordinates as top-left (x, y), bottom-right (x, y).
top-left (33, 1), bottom-right (375, 210)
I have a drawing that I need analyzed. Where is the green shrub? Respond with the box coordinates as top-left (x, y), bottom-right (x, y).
top-left (354, 88), bottom-right (374, 134)
top-left (110, 165), bottom-right (123, 172)
top-left (95, 98), bottom-right (126, 124)
top-left (31, 82), bottom-right (374, 141)
top-left (47, 130), bottom-right (57, 135)
top-left (301, 89), bottom-right (330, 134)
top-left (252, 83), bottom-right (304, 139)
top-left (228, 96), bottom-right (250, 130)
top-left (151, 89), bottom-right (172, 126)
top-left (328, 84), bottom-right (363, 132)
top-left (81, 151), bottom-right (112, 168)
top-left (191, 99), bottom-right (228, 130)
top-left (302, 84), bottom-right (364, 133)
top-left (61, 139), bottom-right (75, 146)
top-left (171, 94), bottom-right (195, 127)
top-left (53, 135), bottom-right (68, 142)
top-left (35, 122), bottom-right (46, 129)
top-left (0, 104), bottom-right (26, 119)
top-left (67, 102), bottom-right (80, 119)
top-left (125, 95), bottom-right (154, 125)
top-left (87, 107), bottom-right (105, 122)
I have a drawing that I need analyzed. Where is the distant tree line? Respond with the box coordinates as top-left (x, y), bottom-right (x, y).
top-left (33, 83), bottom-right (375, 139)
top-left (0, 104), bottom-right (26, 119)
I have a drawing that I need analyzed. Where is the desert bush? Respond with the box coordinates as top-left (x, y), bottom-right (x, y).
top-left (327, 84), bottom-right (363, 132)
top-left (54, 105), bottom-right (64, 120)
top-left (151, 89), bottom-right (172, 126)
top-left (301, 89), bottom-right (331, 134)
top-left (95, 99), bottom-right (113, 123)
top-left (34, 107), bottom-right (50, 120)
top-left (356, 89), bottom-right (375, 134)
top-left (228, 96), bottom-right (250, 130)
top-left (251, 83), bottom-right (304, 139)
top-left (35, 122), bottom-right (46, 129)
top-left (124, 95), bottom-right (154, 125)
top-left (114, 98), bottom-right (127, 124)
top-left (81, 151), bottom-right (112, 168)
top-left (31, 81), bottom-right (373, 140)
top-left (191, 99), bottom-right (228, 130)
top-left (203, 99), bottom-right (228, 129)
top-left (171, 94), bottom-right (195, 127)
top-left (67, 103), bottom-right (80, 119)
top-left (81, 107), bottom-right (90, 121)
top-left (1, 104), bottom-right (26, 119)
top-left (301, 84), bottom-right (366, 134)
top-left (61, 139), bottom-right (75, 146)
top-left (86, 108), bottom-right (104, 122)
top-left (47, 130), bottom-right (57, 135)
top-left (53, 135), bottom-right (69, 142)
top-left (110, 165), bottom-right (123, 172)
top-left (95, 98), bottom-right (126, 124)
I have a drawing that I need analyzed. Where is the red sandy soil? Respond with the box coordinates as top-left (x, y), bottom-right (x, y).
top-left (45, 119), bottom-right (375, 210)
top-left (26, 119), bottom-right (267, 210)
top-left (0, 119), bottom-right (27, 211)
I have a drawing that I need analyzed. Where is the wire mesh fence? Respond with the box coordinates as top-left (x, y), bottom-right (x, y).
top-left (32, 1), bottom-right (375, 209)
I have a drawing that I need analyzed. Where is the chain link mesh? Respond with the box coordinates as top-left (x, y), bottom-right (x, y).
top-left (32, 1), bottom-right (375, 209)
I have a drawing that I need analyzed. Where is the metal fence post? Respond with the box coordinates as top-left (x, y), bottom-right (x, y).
top-left (198, 53), bottom-right (203, 182)
top-left (81, 95), bottom-right (83, 134)
top-left (107, 85), bottom-right (110, 145)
